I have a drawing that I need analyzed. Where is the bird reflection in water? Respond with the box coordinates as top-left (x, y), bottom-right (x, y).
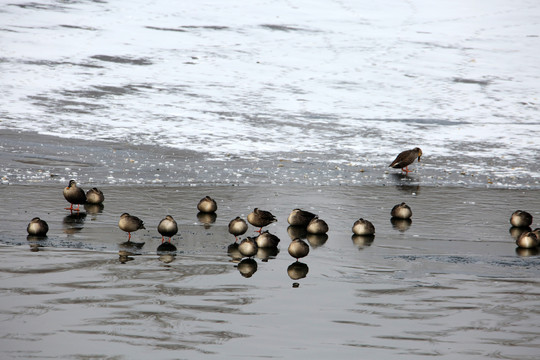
top-left (351, 234), bottom-right (375, 249)
top-left (63, 212), bottom-right (87, 234)
top-left (157, 241), bottom-right (177, 264)
top-left (26, 235), bottom-right (47, 252)
top-left (118, 250), bottom-right (135, 264)
top-left (390, 218), bottom-right (412, 232)
top-left (509, 226), bottom-right (531, 241)
top-left (306, 233), bottom-right (328, 248)
top-left (227, 242), bottom-right (243, 263)
top-left (237, 258), bottom-right (258, 278)
top-left (515, 247), bottom-right (539, 257)
top-left (287, 261), bottom-right (309, 285)
top-left (256, 246), bottom-right (279, 262)
top-left (84, 203), bottom-right (104, 216)
top-left (287, 225), bottom-right (308, 240)
top-left (197, 212), bottom-right (216, 229)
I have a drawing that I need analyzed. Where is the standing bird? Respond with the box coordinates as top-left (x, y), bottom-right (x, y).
top-left (247, 208), bottom-right (277, 233)
top-left (389, 147), bottom-right (422, 174)
top-left (287, 209), bottom-right (317, 227)
top-left (228, 217), bottom-right (248, 241)
top-left (197, 196), bottom-right (217, 213)
top-left (288, 238), bottom-right (310, 261)
top-left (63, 179), bottom-right (86, 211)
top-left (86, 188), bottom-right (105, 204)
top-left (27, 217), bottom-right (49, 236)
top-left (118, 213), bottom-right (145, 241)
top-left (157, 215), bottom-right (178, 243)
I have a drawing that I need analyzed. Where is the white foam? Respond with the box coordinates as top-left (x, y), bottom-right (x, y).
top-left (1, 0), bottom-right (539, 177)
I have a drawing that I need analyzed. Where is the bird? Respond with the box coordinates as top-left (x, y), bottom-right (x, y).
top-left (389, 147), bottom-right (422, 173)
top-left (238, 237), bottom-right (258, 258)
top-left (532, 228), bottom-right (540, 240)
top-left (516, 231), bottom-right (538, 249)
top-left (255, 230), bottom-right (280, 248)
top-left (510, 210), bottom-right (533, 228)
top-left (247, 208), bottom-right (277, 233)
top-left (197, 196), bottom-right (217, 213)
top-left (391, 202), bottom-right (413, 219)
top-left (306, 216), bottom-right (329, 234)
top-left (157, 215), bottom-right (178, 243)
top-left (118, 213), bottom-right (145, 241)
top-left (352, 218), bottom-right (375, 235)
top-left (63, 179), bottom-right (86, 211)
top-left (27, 217), bottom-right (49, 236)
top-left (85, 188), bottom-right (104, 204)
top-left (287, 209), bottom-right (317, 227)
top-left (228, 217), bottom-right (248, 241)
top-left (288, 238), bottom-right (310, 261)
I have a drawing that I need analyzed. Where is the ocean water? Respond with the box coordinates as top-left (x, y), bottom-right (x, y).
top-left (1, 0), bottom-right (539, 182)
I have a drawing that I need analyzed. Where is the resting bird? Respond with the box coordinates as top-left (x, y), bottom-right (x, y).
top-left (85, 188), bottom-right (105, 204)
top-left (228, 217), bottom-right (248, 241)
top-left (287, 209), bottom-right (317, 227)
top-left (247, 208), bottom-right (277, 233)
top-left (238, 237), bottom-right (258, 258)
top-left (118, 213), bottom-right (145, 241)
top-left (157, 215), bottom-right (178, 243)
top-left (391, 202), bottom-right (413, 219)
top-left (389, 147), bottom-right (422, 173)
top-left (288, 238), bottom-right (310, 261)
top-left (27, 217), bottom-right (49, 236)
top-left (197, 196), bottom-right (217, 213)
top-left (63, 180), bottom-right (86, 211)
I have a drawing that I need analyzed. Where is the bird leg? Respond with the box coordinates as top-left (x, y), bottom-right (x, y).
top-left (401, 166), bottom-right (411, 174)
top-left (65, 204), bottom-right (80, 211)
top-left (161, 236), bottom-right (165, 244)
top-left (255, 227), bottom-right (263, 233)
top-left (128, 232), bottom-right (132, 241)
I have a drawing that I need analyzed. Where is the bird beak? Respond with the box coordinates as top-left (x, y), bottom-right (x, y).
top-left (417, 156), bottom-right (421, 162)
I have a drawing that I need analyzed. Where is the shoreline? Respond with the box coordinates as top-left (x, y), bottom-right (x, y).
top-left (1, 128), bottom-right (538, 189)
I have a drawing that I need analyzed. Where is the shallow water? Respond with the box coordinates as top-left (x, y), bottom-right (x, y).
top-left (1, 184), bottom-right (539, 359)
top-left (1, 0), bottom-right (540, 181)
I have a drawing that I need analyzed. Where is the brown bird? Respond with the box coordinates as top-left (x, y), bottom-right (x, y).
top-left (391, 202), bottom-right (413, 219)
top-left (287, 209), bottom-right (317, 227)
top-left (288, 238), bottom-right (310, 261)
top-left (157, 215), bottom-right (178, 243)
top-left (255, 230), bottom-right (280, 248)
top-left (389, 147), bottom-right (422, 174)
top-left (238, 237), bottom-right (259, 258)
top-left (63, 180), bottom-right (86, 211)
top-left (86, 188), bottom-right (105, 204)
top-left (306, 216), bottom-right (329, 234)
top-left (197, 196), bottom-right (217, 213)
top-left (247, 208), bottom-right (277, 233)
top-left (352, 218), bottom-right (375, 236)
top-left (27, 217), bottom-right (49, 236)
top-left (510, 210), bottom-right (533, 228)
top-left (118, 213), bottom-right (146, 241)
top-left (228, 217), bottom-right (248, 241)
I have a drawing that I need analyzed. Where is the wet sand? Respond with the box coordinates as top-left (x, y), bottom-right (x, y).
top-left (1, 181), bottom-right (539, 359)
top-left (2, 129), bottom-right (539, 188)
